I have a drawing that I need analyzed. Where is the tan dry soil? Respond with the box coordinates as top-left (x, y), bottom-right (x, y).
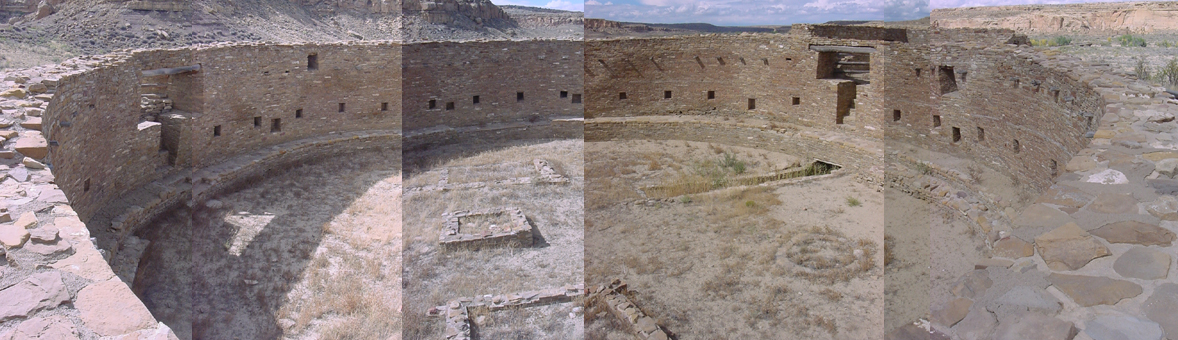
top-left (585, 140), bottom-right (883, 340)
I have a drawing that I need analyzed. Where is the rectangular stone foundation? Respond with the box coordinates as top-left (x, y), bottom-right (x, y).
top-left (440, 207), bottom-right (532, 251)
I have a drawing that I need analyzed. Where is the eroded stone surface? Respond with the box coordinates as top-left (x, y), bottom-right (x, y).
top-left (1085, 192), bottom-right (1138, 214)
top-left (1034, 222), bottom-right (1111, 271)
top-left (1145, 195), bottom-right (1178, 221)
top-left (1113, 246), bottom-right (1171, 280)
top-left (932, 297), bottom-right (972, 328)
top-left (0, 271), bottom-right (70, 321)
top-left (75, 280), bottom-right (157, 336)
top-left (992, 236), bottom-right (1035, 259)
top-left (951, 269), bottom-right (992, 300)
top-left (1084, 313), bottom-right (1164, 340)
top-left (6, 315), bottom-right (81, 340)
top-left (1144, 283), bottom-right (1178, 338)
top-left (1089, 220), bottom-right (1175, 246)
top-left (1048, 273), bottom-right (1142, 307)
top-left (992, 311), bottom-right (1077, 340)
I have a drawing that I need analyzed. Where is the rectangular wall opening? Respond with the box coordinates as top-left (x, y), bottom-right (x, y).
top-left (83, 179), bottom-right (90, 192)
top-left (716, 57), bottom-right (725, 65)
top-left (429, 100), bottom-right (437, 109)
top-left (214, 125), bottom-right (221, 137)
top-left (707, 91), bottom-right (715, 100)
top-left (254, 116), bottom-right (261, 127)
top-left (664, 91), bottom-right (672, 99)
top-left (473, 95), bottom-right (480, 104)
top-left (952, 127), bottom-right (961, 142)
top-left (938, 66), bottom-right (958, 94)
top-left (977, 127), bottom-right (985, 141)
top-left (915, 68), bottom-right (921, 77)
top-left (793, 97), bottom-right (800, 105)
top-left (560, 91), bottom-right (568, 98)
top-left (446, 102), bottom-right (455, 110)
top-left (619, 92), bottom-right (627, 100)
top-left (813, 47), bottom-right (873, 84)
top-left (271, 118), bottom-right (281, 133)
top-left (933, 115), bottom-right (941, 127)
top-left (381, 102), bottom-right (389, 111)
top-left (338, 103), bottom-right (346, 112)
top-left (893, 109), bottom-right (901, 122)
top-left (517, 92), bottom-right (524, 101)
top-left (1013, 139), bottom-right (1021, 153)
top-left (572, 94), bottom-right (582, 104)
top-left (307, 54), bottom-right (318, 71)
top-left (295, 109), bottom-right (303, 118)
top-left (748, 98), bottom-right (756, 110)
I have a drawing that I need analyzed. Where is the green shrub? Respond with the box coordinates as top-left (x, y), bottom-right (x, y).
top-left (1118, 34), bottom-right (1147, 47)
top-left (1158, 57), bottom-right (1178, 86)
top-left (1136, 57), bottom-right (1152, 81)
top-left (720, 152), bottom-right (746, 175)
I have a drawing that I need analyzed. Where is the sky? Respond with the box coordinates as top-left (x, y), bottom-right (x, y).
top-left (490, 0), bottom-right (1151, 26)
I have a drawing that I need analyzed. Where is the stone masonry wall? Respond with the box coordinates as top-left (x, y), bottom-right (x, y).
top-left (401, 40), bottom-right (584, 133)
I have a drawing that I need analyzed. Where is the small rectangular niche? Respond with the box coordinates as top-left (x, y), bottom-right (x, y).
top-left (748, 98), bottom-right (756, 110)
top-left (429, 99), bottom-right (437, 110)
top-left (253, 116), bottom-right (261, 128)
top-left (307, 53), bottom-right (318, 71)
top-left (572, 94), bottom-right (582, 104)
top-left (716, 57), bottom-right (726, 65)
top-left (619, 92), bottom-right (628, 100)
top-left (707, 91), bottom-right (715, 100)
top-left (381, 102), bottom-right (389, 111)
top-left (1051, 159), bottom-right (1058, 176)
top-left (952, 127), bottom-right (961, 142)
top-left (295, 109), bottom-right (303, 118)
top-left (446, 102), bottom-right (455, 110)
top-left (338, 103), bottom-right (346, 112)
top-left (915, 68), bottom-right (922, 77)
top-left (560, 91), bottom-right (568, 98)
top-left (762, 58), bottom-right (769, 66)
top-left (977, 127), bottom-right (985, 141)
top-left (792, 97), bottom-right (801, 105)
top-left (938, 66), bottom-right (958, 94)
top-left (1013, 139), bottom-right (1021, 153)
top-left (893, 109), bottom-right (902, 122)
top-left (932, 115), bottom-right (941, 127)
top-left (473, 95), bottom-right (480, 104)
top-left (83, 179), bottom-right (90, 192)
top-left (664, 91), bottom-right (672, 99)
top-left (271, 118), bottom-right (281, 133)
top-left (517, 92), bottom-right (525, 102)
top-left (213, 125), bottom-right (221, 137)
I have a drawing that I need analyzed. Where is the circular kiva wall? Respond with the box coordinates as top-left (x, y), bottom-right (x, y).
top-left (400, 39), bottom-right (585, 153)
top-left (584, 25), bottom-right (1106, 213)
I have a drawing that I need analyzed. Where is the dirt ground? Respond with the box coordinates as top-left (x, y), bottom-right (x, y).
top-left (585, 140), bottom-right (883, 340)
top-left (124, 146), bottom-right (402, 340)
top-left (401, 139), bottom-right (584, 340)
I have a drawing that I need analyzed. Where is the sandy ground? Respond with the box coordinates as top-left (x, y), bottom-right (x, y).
top-left (585, 140), bottom-right (883, 340)
top-left (401, 139), bottom-right (584, 340)
top-left (126, 146), bottom-right (401, 340)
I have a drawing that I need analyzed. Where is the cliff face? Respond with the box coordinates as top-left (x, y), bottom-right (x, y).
top-left (402, 0), bottom-right (511, 25)
top-left (931, 1), bottom-right (1178, 34)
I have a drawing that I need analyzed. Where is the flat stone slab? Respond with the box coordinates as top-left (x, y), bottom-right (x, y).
top-left (1144, 283), bottom-right (1178, 338)
top-left (0, 271), bottom-right (70, 322)
top-left (951, 269), bottom-right (992, 300)
top-left (986, 285), bottom-right (1061, 317)
top-left (992, 236), bottom-right (1035, 259)
top-left (1089, 220), bottom-right (1175, 246)
top-left (12, 131), bottom-right (47, 159)
top-left (1034, 222), bottom-right (1111, 271)
top-left (1113, 246), bottom-right (1171, 280)
top-left (0, 223), bottom-right (29, 248)
top-left (1084, 313), bottom-right (1164, 340)
top-left (1085, 192), bottom-right (1138, 214)
top-left (953, 308), bottom-right (997, 340)
top-left (1085, 169), bottom-right (1128, 185)
top-left (5, 315), bottom-right (82, 340)
top-left (75, 280), bottom-right (157, 336)
top-left (1048, 273), bottom-right (1142, 307)
top-left (1145, 151), bottom-right (1178, 162)
top-left (1014, 204), bottom-right (1073, 229)
top-left (1035, 184), bottom-right (1093, 212)
top-left (1145, 196), bottom-right (1178, 221)
top-left (932, 297), bottom-right (972, 328)
top-left (993, 311), bottom-right (1077, 340)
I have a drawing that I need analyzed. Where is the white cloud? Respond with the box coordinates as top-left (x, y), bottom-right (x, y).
top-left (544, 0), bottom-right (584, 11)
top-left (931, 0), bottom-right (1137, 9)
top-left (586, 0), bottom-right (614, 5)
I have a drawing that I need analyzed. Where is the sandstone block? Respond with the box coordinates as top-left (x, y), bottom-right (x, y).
top-left (1034, 222), bottom-right (1111, 271)
top-left (993, 311), bottom-right (1077, 340)
top-left (1048, 273), bottom-right (1142, 307)
top-left (992, 236), bottom-right (1034, 259)
top-left (0, 88), bottom-right (27, 99)
top-left (1085, 192), bottom-right (1138, 214)
top-left (1113, 247), bottom-right (1170, 280)
top-left (1084, 313), bottom-right (1163, 340)
top-left (7, 315), bottom-right (80, 340)
top-left (1144, 283), bottom-right (1178, 338)
top-left (0, 271), bottom-right (70, 321)
top-left (0, 224), bottom-right (29, 248)
top-left (76, 280), bottom-right (157, 336)
top-left (14, 212), bottom-right (36, 229)
top-left (19, 117), bottom-right (40, 130)
top-left (1089, 220), bottom-right (1175, 246)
